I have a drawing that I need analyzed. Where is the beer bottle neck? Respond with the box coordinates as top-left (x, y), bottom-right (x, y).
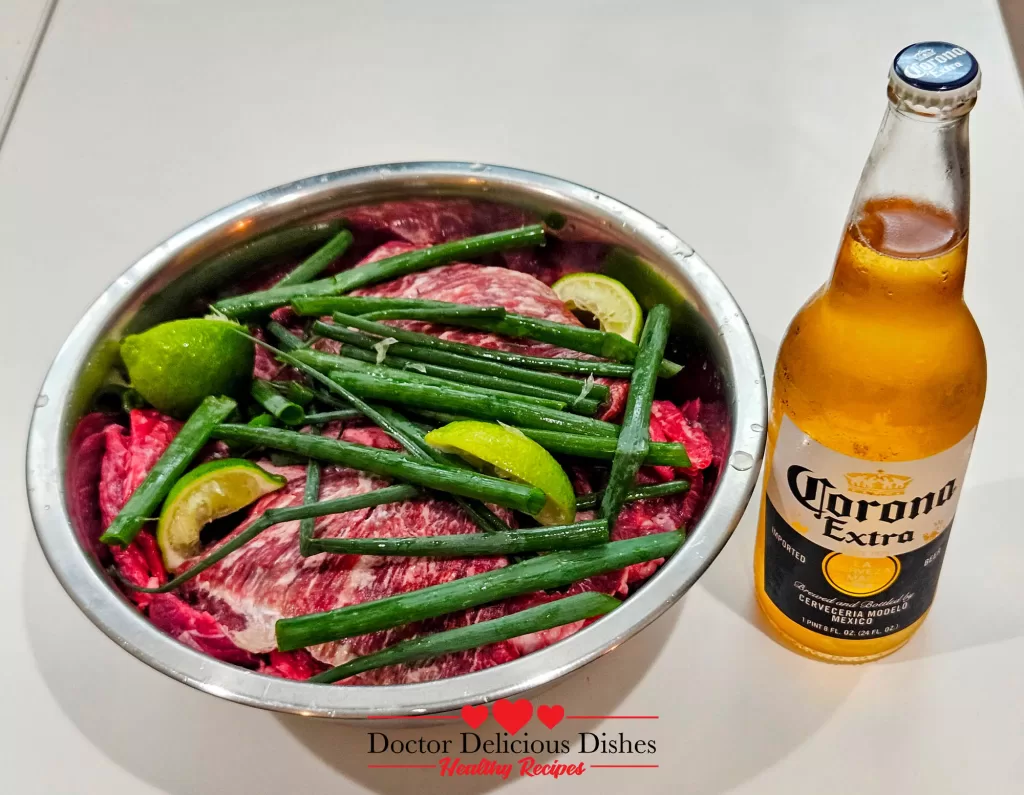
top-left (829, 103), bottom-right (971, 308)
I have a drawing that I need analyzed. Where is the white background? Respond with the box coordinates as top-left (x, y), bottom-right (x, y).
top-left (0, 0), bottom-right (50, 121)
top-left (2, 1), bottom-right (1023, 793)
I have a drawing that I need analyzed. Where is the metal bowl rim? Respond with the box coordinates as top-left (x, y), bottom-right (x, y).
top-left (26, 161), bottom-right (766, 718)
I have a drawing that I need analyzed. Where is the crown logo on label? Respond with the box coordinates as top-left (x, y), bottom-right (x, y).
top-left (844, 470), bottom-right (913, 496)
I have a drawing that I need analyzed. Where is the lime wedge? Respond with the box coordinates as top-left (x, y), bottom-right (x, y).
top-left (121, 318), bottom-right (254, 417)
top-left (156, 458), bottom-right (286, 570)
top-left (552, 272), bottom-right (643, 343)
top-left (424, 420), bottom-right (576, 525)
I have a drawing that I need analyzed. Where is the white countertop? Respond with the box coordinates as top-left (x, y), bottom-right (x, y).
top-left (0, 0), bottom-right (52, 139)
top-left (3, 1), bottom-right (1023, 792)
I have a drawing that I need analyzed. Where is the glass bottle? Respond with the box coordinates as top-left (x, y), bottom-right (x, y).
top-left (754, 42), bottom-right (986, 662)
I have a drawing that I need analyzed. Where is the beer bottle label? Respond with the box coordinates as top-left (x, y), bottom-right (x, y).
top-left (762, 415), bottom-right (976, 640)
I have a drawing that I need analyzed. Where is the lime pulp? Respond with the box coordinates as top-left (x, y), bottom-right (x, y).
top-left (552, 272), bottom-right (643, 343)
top-left (156, 458), bottom-right (286, 570)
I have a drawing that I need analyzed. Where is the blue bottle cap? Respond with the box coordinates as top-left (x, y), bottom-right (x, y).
top-left (893, 42), bottom-right (978, 92)
top-left (889, 42), bottom-right (980, 115)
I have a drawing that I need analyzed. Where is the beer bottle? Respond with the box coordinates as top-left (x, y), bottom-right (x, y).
top-left (754, 42), bottom-right (986, 662)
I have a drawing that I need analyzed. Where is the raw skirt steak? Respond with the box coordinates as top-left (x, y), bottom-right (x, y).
top-left (179, 455), bottom-right (704, 683)
top-left (181, 466), bottom-right (507, 667)
top-left (80, 409), bottom-right (259, 667)
top-left (73, 211), bottom-right (721, 683)
top-left (344, 199), bottom-right (610, 285)
top-left (176, 389), bottom-right (715, 683)
top-left (346, 248), bottom-right (628, 420)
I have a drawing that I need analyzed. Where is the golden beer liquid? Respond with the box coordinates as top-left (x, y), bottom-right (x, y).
top-left (754, 197), bottom-right (987, 662)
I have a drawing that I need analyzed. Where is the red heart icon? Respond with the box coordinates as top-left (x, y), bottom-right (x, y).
top-left (461, 704), bottom-right (488, 730)
top-left (492, 698), bottom-right (533, 735)
top-left (537, 704), bottom-right (565, 730)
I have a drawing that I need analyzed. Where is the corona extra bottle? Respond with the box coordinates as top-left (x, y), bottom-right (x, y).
top-left (754, 42), bottom-right (986, 662)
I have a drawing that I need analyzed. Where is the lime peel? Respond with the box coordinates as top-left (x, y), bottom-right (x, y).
top-left (120, 318), bottom-right (255, 416)
top-left (424, 420), bottom-right (576, 526)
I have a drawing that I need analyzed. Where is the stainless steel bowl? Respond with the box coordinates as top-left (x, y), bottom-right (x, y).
top-left (27, 162), bottom-right (766, 719)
